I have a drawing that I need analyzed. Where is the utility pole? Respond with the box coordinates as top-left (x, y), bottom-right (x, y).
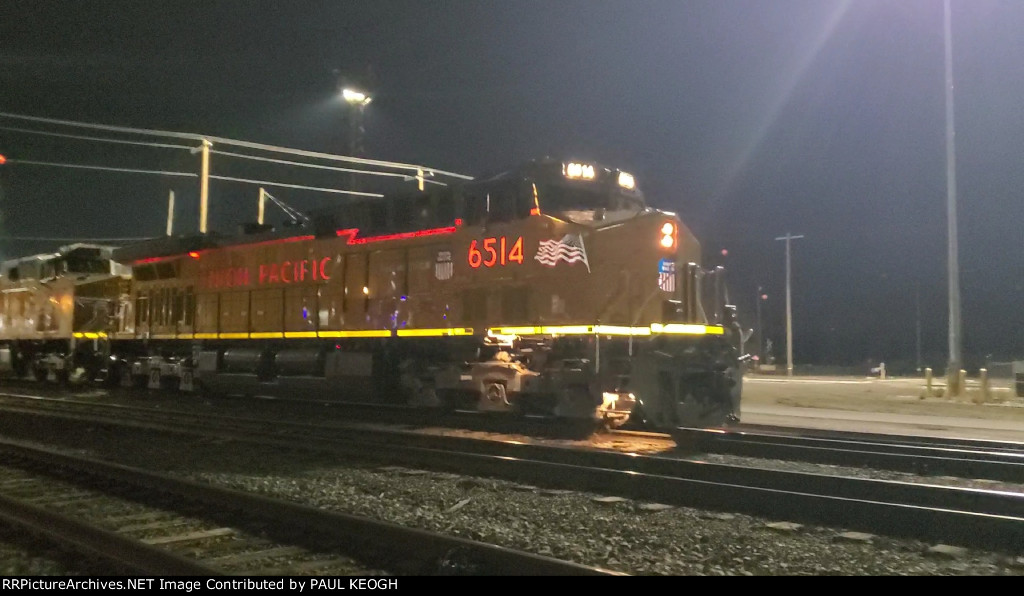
top-left (198, 139), bottom-right (211, 235)
top-left (756, 286), bottom-right (766, 366)
top-left (166, 190), bottom-right (175, 236)
top-left (775, 233), bottom-right (804, 377)
top-left (943, 0), bottom-right (963, 395)
top-left (258, 187), bottom-right (266, 226)
top-left (916, 282), bottom-right (923, 372)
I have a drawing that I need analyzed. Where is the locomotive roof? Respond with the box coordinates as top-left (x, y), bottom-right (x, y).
top-left (110, 232), bottom-right (232, 264)
top-left (111, 157), bottom-right (645, 264)
top-left (111, 220), bottom-right (330, 264)
top-left (2, 243), bottom-right (116, 269)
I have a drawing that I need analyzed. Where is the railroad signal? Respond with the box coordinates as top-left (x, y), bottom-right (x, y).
top-left (0, 154), bottom-right (7, 165)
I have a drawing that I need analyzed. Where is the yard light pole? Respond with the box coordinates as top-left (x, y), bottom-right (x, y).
top-left (775, 233), bottom-right (804, 377)
top-left (342, 87), bottom-right (372, 192)
top-left (756, 287), bottom-right (767, 366)
top-left (942, 0), bottom-right (963, 395)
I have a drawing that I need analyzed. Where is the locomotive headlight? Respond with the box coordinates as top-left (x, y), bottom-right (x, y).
top-left (563, 162), bottom-right (595, 180)
top-left (618, 171), bottom-right (635, 190)
top-left (660, 222), bottom-right (677, 249)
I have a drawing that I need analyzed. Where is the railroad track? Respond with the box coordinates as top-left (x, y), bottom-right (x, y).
top-left (732, 423), bottom-right (1024, 453)
top-left (2, 388), bottom-right (1023, 483)
top-left (669, 425), bottom-right (1024, 482)
top-left (0, 395), bottom-right (1021, 555)
top-left (0, 440), bottom-right (619, 576)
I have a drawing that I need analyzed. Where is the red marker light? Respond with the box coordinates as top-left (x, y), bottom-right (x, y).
top-left (454, 218), bottom-right (463, 226)
top-left (188, 251), bottom-right (201, 259)
top-left (721, 249), bottom-right (729, 257)
top-left (0, 155), bottom-right (6, 165)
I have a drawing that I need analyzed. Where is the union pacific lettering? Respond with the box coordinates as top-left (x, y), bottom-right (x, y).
top-left (200, 257), bottom-right (332, 289)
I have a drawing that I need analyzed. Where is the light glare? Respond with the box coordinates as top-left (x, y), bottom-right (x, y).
top-left (342, 88), bottom-right (372, 106)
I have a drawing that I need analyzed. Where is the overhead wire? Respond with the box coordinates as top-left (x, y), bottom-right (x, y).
top-left (4, 159), bottom-right (197, 178)
top-left (209, 148), bottom-right (446, 184)
top-left (4, 158), bottom-right (382, 196)
top-left (1, 236), bottom-right (153, 243)
top-left (209, 174), bottom-right (383, 197)
top-left (262, 190), bottom-right (309, 223)
top-left (0, 111), bottom-right (473, 179)
top-left (0, 125), bottom-right (193, 150)
top-left (0, 111), bottom-right (439, 240)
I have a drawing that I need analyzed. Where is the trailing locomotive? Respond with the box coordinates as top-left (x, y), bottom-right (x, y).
top-left (0, 244), bottom-right (130, 383)
top-left (0, 158), bottom-right (742, 432)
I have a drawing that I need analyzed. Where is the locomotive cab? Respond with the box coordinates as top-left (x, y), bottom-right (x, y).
top-left (425, 158), bottom-right (742, 432)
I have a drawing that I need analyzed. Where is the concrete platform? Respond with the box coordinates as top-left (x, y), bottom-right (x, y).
top-left (743, 375), bottom-right (1024, 443)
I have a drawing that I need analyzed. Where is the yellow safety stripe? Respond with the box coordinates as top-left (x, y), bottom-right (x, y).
top-left (595, 325), bottom-right (652, 336)
top-left (316, 330), bottom-right (392, 338)
top-left (492, 323), bottom-right (725, 337)
top-left (650, 323), bottom-right (724, 335)
top-left (218, 332), bottom-right (250, 339)
top-left (492, 325), bottom-right (651, 336)
top-left (396, 327), bottom-right (473, 337)
top-left (68, 324), bottom-right (722, 341)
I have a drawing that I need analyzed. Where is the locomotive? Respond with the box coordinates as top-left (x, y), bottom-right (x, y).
top-left (0, 158), bottom-right (742, 431)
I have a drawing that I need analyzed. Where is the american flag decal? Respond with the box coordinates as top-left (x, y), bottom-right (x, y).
top-left (435, 250), bottom-right (453, 280)
top-left (535, 234), bottom-right (590, 272)
top-left (658, 259), bottom-right (676, 292)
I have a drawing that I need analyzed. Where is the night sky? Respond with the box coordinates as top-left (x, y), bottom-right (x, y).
top-left (1, 0), bottom-right (1022, 369)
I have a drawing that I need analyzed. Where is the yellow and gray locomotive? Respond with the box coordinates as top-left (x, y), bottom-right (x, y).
top-left (0, 159), bottom-right (742, 431)
top-left (0, 244), bottom-right (130, 383)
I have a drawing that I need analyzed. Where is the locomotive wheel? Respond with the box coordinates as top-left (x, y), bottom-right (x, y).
top-left (553, 385), bottom-right (594, 419)
top-left (409, 382), bottom-right (440, 407)
top-left (436, 388), bottom-right (461, 411)
top-left (399, 359), bottom-right (441, 408)
top-left (68, 366), bottom-right (90, 386)
top-left (600, 413), bottom-right (631, 431)
top-left (12, 353), bottom-right (28, 379)
top-left (196, 380), bottom-right (225, 399)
